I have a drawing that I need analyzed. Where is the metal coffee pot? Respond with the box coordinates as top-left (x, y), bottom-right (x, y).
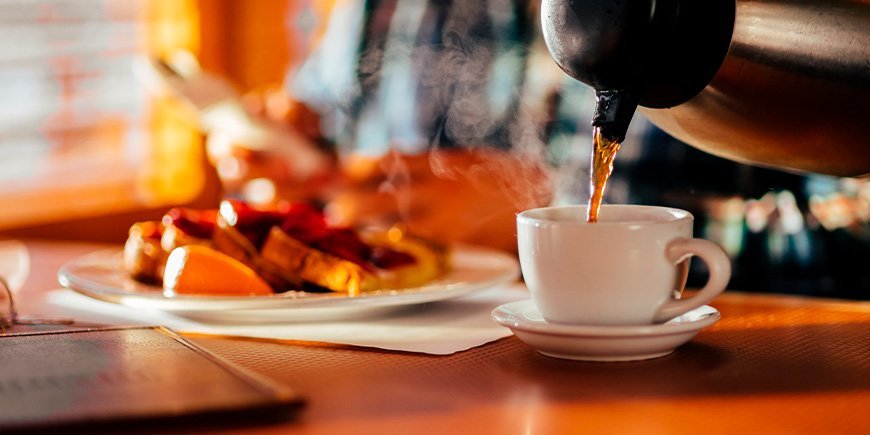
top-left (541, 0), bottom-right (870, 177)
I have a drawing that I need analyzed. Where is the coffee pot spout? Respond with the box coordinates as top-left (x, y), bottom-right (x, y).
top-left (592, 90), bottom-right (639, 144)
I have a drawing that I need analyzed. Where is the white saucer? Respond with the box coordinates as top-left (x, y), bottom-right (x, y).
top-left (491, 300), bottom-right (720, 362)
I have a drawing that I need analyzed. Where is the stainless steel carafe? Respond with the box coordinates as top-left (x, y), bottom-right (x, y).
top-left (541, 0), bottom-right (870, 177)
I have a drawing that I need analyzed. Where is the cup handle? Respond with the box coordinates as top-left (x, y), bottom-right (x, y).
top-left (653, 237), bottom-right (731, 323)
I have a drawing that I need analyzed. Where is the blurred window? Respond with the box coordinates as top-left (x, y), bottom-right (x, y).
top-left (0, 0), bottom-right (204, 230)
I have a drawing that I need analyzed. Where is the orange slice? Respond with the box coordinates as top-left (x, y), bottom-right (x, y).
top-left (163, 245), bottom-right (273, 296)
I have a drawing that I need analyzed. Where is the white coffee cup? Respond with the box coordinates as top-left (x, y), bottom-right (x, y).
top-left (517, 205), bottom-right (731, 325)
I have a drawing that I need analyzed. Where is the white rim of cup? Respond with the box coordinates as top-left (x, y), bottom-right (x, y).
top-left (517, 204), bottom-right (693, 226)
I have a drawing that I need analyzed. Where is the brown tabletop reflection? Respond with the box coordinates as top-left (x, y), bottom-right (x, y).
top-left (14, 240), bottom-right (870, 434)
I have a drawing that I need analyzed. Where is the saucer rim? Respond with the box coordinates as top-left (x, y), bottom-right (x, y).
top-left (491, 299), bottom-right (720, 337)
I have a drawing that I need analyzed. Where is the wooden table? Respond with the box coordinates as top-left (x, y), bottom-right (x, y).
top-left (13, 240), bottom-right (870, 434)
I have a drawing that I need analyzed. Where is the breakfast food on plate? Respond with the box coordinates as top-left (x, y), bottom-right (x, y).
top-left (123, 221), bottom-right (166, 285)
top-left (162, 245), bottom-right (273, 296)
top-left (261, 224), bottom-right (446, 294)
top-left (123, 199), bottom-right (450, 296)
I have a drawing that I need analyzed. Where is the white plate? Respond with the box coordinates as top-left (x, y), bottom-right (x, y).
top-left (492, 300), bottom-right (720, 362)
top-left (58, 246), bottom-right (519, 322)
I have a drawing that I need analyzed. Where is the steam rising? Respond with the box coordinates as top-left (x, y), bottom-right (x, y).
top-left (292, 1), bottom-right (556, 211)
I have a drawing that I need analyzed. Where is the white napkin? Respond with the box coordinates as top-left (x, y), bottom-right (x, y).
top-left (41, 283), bottom-right (530, 355)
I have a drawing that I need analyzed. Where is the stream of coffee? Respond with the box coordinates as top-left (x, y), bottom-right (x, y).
top-left (586, 126), bottom-right (622, 223)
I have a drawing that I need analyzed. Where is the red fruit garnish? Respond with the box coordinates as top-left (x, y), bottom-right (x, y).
top-left (162, 208), bottom-right (218, 239)
top-left (220, 199), bottom-right (285, 247)
top-left (310, 228), bottom-right (373, 268)
top-left (221, 199), bottom-right (329, 249)
top-left (279, 202), bottom-right (328, 239)
top-left (220, 199), bottom-right (285, 228)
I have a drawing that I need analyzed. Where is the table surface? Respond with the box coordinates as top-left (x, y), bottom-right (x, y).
top-left (12, 239), bottom-right (870, 434)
